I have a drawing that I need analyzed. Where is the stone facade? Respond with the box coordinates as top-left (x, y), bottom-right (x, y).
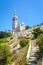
top-left (19, 23), bottom-right (25, 31)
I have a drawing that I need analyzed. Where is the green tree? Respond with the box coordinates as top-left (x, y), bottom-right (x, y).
top-left (36, 34), bottom-right (43, 60)
top-left (0, 44), bottom-right (10, 65)
top-left (32, 27), bottom-right (43, 39)
top-left (25, 26), bottom-right (30, 29)
top-left (0, 31), bottom-right (12, 39)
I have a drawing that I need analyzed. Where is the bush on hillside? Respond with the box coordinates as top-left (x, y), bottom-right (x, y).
top-left (36, 34), bottom-right (43, 60)
top-left (0, 44), bottom-right (10, 65)
top-left (0, 38), bottom-right (9, 43)
top-left (32, 27), bottom-right (43, 39)
top-left (0, 31), bottom-right (12, 39)
top-left (19, 39), bottom-right (29, 47)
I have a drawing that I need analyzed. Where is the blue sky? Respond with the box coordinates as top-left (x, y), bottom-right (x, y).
top-left (0, 0), bottom-right (43, 31)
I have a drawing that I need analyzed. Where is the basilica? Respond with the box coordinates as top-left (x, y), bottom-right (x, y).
top-left (12, 10), bottom-right (25, 33)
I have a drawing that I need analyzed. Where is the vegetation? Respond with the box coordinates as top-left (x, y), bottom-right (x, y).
top-left (25, 26), bottom-right (30, 29)
top-left (16, 44), bottom-right (28, 65)
top-left (0, 38), bottom-right (9, 43)
top-left (40, 22), bottom-right (43, 25)
top-left (32, 27), bottom-right (43, 39)
top-left (0, 31), bottom-right (12, 39)
top-left (19, 39), bottom-right (29, 47)
top-left (37, 22), bottom-right (43, 26)
top-left (36, 34), bottom-right (43, 60)
top-left (0, 44), bottom-right (10, 65)
top-left (17, 55), bottom-right (27, 65)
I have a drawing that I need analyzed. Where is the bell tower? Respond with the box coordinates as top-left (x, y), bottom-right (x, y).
top-left (12, 10), bottom-right (18, 31)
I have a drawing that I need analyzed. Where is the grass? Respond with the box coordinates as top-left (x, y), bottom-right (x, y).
top-left (17, 53), bottom-right (27, 65)
top-left (0, 38), bottom-right (9, 43)
top-left (15, 44), bottom-right (29, 65)
top-left (8, 38), bottom-right (29, 65)
top-left (8, 44), bottom-right (29, 65)
top-left (37, 61), bottom-right (42, 65)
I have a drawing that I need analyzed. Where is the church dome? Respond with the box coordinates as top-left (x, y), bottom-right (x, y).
top-left (21, 22), bottom-right (25, 25)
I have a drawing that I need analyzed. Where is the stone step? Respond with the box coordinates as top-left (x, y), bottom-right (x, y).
top-left (29, 56), bottom-right (36, 58)
top-left (30, 53), bottom-right (39, 57)
top-left (30, 49), bottom-right (39, 53)
top-left (29, 58), bottom-right (37, 62)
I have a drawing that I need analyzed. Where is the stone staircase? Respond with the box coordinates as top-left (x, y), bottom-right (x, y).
top-left (27, 40), bottom-right (39, 65)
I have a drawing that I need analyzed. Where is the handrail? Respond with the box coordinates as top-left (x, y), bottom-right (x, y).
top-left (26, 40), bottom-right (32, 62)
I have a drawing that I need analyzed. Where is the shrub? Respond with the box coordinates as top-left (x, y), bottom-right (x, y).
top-left (32, 27), bottom-right (43, 39)
top-left (0, 31), bottom-right (12, 39)
top-left (0, 44), bottom-right (10, 65)
top-left (0, 38), bottom-right (9, 43)
top-left (36, 34), bottom-right (43, 60)
top-left (19, 39), bottom-right (29, 47)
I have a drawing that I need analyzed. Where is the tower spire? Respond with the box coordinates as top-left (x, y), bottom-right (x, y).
top-left (14, 10), bottom-right (16, 15)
